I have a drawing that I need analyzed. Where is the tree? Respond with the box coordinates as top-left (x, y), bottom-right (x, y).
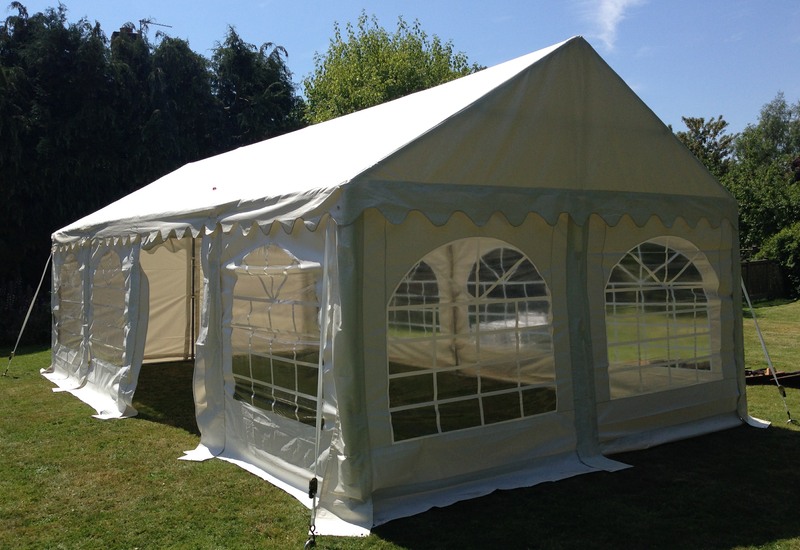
top-left (0, 4), bottom-right (308, 344)
top-left (211, 27), bottom-right (305, 149)
top-left (146, 36), bottom-right (219, 173)
top-left (0, 4), bottom-right (114, 272)
top-left (674, 115), bottom-right (734, 179)
top-left (107, 23), bottom-right (155, 192)
top-left (737, 93), bottom-right (800, 165)
top-left (303, 12), bottom-right (482, 123)
top-left (757, 221), bottom-right (800, 297)
top-left (723, 94), bottom-right (800, 251)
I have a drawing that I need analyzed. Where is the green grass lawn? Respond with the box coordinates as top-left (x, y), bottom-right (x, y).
top-left (744, 298), bottom-right (800, 373)
top-left (1, 300), bottom-right (799, 549)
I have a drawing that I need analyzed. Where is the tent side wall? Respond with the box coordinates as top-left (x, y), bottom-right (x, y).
top-left (352, 201), bottom-right (743, 527)
top-left (590, 215), bottom-right (744, 452)
top-left (183, 219), bottom-right (371, 528)
top-left (360, 208), bottom-right (596, 525)
top-left (46, 240), bottom-right (148, 418)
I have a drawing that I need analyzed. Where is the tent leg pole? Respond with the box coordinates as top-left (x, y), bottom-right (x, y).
top-left (740, 278), bottom-right (794, 424)
top-left (4, 254), bottom-right (52, 377)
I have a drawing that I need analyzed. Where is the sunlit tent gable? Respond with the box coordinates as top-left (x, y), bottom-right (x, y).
top-left (46, 36), bottom-right (751, 537)
top-left (360, 39), bottom-right (730, 200)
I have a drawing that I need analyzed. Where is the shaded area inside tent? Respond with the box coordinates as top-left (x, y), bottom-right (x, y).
top-left (127, 236), bottom-right (202, 433)
top-left (132, 359), bottom-right (199, 435)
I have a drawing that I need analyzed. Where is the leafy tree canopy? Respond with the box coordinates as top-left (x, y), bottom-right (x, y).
top-left (723, 94), bottom-right (800, 250)
top-left (303, 12), bottom-right (483, 123)
top-left (674, 115), bottom-right (734, 179)
top-left (211, 27), bottom-right (305, 148)
top-left (0, 2), bottom-right (305, 281)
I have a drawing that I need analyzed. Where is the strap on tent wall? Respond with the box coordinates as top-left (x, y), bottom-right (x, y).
top-left (565, 216), bottom-right (604, 464)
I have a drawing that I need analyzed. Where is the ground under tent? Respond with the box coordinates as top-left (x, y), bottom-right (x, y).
top-left (44, 36), bottom-right (760, 536)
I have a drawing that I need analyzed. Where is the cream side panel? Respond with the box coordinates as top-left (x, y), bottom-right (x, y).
top-left (586, 214), bottom-right (741, 445)
top-left (365, 210), bottom-right (576, 493)
top-left (140, 237), bottom-right (194, 362)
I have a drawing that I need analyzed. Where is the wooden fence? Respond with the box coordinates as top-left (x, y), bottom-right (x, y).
top-left (741, 259), bottom-right (785, 301)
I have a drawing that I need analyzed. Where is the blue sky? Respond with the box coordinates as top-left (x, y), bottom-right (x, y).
top-left (10, 0), bottom-right (800, 134)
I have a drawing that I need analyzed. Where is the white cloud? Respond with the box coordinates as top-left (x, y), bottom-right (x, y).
top-left (580, 0), bottom-right (645, 50)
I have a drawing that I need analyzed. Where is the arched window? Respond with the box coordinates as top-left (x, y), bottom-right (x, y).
top-left (605, 238), bottom-right (721, 398)
top-left (387, 261), bottom-right (438, 335)
top-left (387, 238), bottom-right (556, 442)
top-left (229, 245), bottom-right (322, 426)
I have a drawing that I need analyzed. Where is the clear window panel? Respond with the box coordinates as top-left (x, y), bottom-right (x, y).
top-left (89, 251), bottom-right (126, 366)
top-left (389, 373), bottom-right (434, 407)
top-left (387, 238), bottom-right (556, 442)
top-left (605, 239), bottom-right (721, 398)
top-left (436, 367), bottom-right (479, 400)
top-left (56, 254), bottom-right (84, 350)
top-left (483, 392), bottom-right (522, 424)
top-left (439, 399), bottom-right (482, 432)
top-left (479, 363), bottom-right (519, 393)
top-left (522, 387), bottom-right (557, 416)
top-left (392, 406), bottom-right (439, 441)
top-left (229, 245), bottom-right (322, 427)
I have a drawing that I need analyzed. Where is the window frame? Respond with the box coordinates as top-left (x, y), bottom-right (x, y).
top-left (604, 237), bottom-right (720, 398)
top-left (227, 244), bottom-right (323, 427)
top-left (387, 238), bottom-right (557, 443)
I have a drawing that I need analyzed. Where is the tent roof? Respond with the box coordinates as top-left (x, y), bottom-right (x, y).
top-left (54, 36), bottom-right (735, 244)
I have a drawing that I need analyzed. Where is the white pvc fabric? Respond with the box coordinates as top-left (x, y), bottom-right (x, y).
top-left (46, 36), bottom-right (749, 536)
top-left (45, 240), bottom-right (147, 419)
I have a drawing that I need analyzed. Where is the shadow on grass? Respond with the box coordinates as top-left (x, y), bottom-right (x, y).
top-left (132, 360), bottom-right (200, 436)
top-left (373, 424), bottom-right (800, 550)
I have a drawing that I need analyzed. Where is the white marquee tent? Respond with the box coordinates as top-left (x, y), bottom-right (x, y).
top-left (45, 36), bottom-right (756, 535)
